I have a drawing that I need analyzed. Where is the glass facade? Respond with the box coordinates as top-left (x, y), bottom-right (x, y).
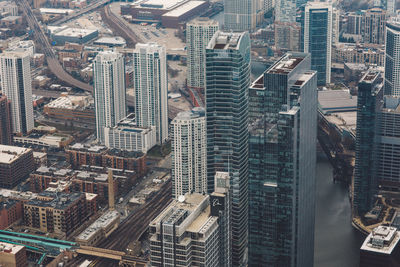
top-left (206, 31), bottom-right (250, 266)
top-left (353, 71), bottom-right (383, 215)
top-left (248, 53), bottom-right (317, 267)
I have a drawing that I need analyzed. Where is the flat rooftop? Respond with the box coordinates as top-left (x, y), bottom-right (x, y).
top-left (94, 37), bottom-right (126, 46)
top-left (250, 74), bottom-right (264, 89)
top-left (162, 0), bottom-right (206, 17)
top-left (207, 31), bottom-right (245, 50)
top-left (361, 226), bottom-right (400, 255)
top-left (76, 210), bottom-right (119, 241)
top-left (187, 17), bottom-right (218, 26)
top-left (40, 8), bottom-right (74, 14)
top-left (0, 145), bottom-right (31, 164)
top-left (133, 0), bottom-right (187, 10)
top-left (0, 241), bottom-right (25, 255)
top-left (267, 54), bottom-right (305, 75)
top-left (54, 28), bottom-right (98, 38)
top-left (360, 69), bottom-right (381, 84)
top-left (173, 107), bottom-right (205, 121)
top-left (318, 90), bottom-right (357, 113)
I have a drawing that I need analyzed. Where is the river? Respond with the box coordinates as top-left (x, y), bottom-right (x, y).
top-left (314, 155), bottom-right (365, 267)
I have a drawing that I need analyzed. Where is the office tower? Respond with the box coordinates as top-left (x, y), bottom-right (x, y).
top-left (304, 1), bottom-right (332, 86)
top-left (0, 50), bottom-right (34, 135)
top-left (332, 8), bottom-right (340, 44)
top-left (206, 31), bottom-right (250, 266)
top-left (384, 18), bottom-right (400, 96)
top-left (0, 95), bottom-right (12, 145)
top-left (360, 226), bottom-right (400, 267)
top-left (210, 172), bottom-right (232, 267)
top-left (149, 193), bottom-right (221, 266)
top-left (224, 0), bottom-right (257, 31)
top-left (353, 70), bottom-right (383, 216)
top-left (186, 18), bottom-right (219, 99)
top-left (171, 107), bottom-right (206, 198)
top-left (386, 0), bottom-right (396, 16)
top-left (133, 43), bottom-right (168, 144)
top-left (93, 50), bottom-right (126, 144)
top-left (248, 52), bottom-right (318, 266)
top-left (362, 8), bottom-right (387, 45)
top-left (376, 96), bottom-right (400, 191)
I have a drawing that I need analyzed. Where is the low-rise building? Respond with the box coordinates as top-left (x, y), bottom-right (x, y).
top-left (93, 37), bottom-right (126, 48)
top-left (76, 210), bottom-right (120, 246)
top-left (43, 94), bottom-right (95, 122)
top-left (0, 16), bottom-right (22, 27)
top-left (0, 1), bottom-right (18, 16)
top-left (51, 28), bottom-right (98, 44)
top-left (0, 199), bottom-right (23, 230)
top-left (333, 43), bottom-right (385, 66)
top-left (0, 242), bottom-right (27, 267)
top-left (13, 131), bottom-right (73, 148)
top-left (104, 113), bottom-right (156, 153)
top-left (23, 192), bottom-right (95, 237)
top-left (0, 145), bottom-right (34, 188)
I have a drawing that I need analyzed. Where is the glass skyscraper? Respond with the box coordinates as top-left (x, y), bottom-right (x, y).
top-left (205, 31), bottom-right (250, 266)
top-left (248, 52), bottom-right (318, 266)
top-left (224, 0), bottom-right (257, 31)
top-left (353, 70), bottom-right (383, 216)
top-left (304, 1), bottom-right (332, 86)
top-left (384, 18), bottom-right (400, 96)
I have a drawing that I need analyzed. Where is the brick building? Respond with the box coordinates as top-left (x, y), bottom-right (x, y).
top-left (0, 145), bottom-right (34, 188)
top-left (0, 199), bottom-right (23, 229)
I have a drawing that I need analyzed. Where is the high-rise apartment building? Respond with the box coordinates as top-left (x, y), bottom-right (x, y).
top-left (186, 18), bottom-right (219, 97)
top-left (133, 43), bottom-right (168, 144)
top-left (275, 0), bottom-right (297, 23)
top-left (205, 31), bottom-right (250, 266)
top-left (171, 108), bottom-right (206, 198)
top-left (0, 145), bottom-right (34, 188)
top-left (0, 94), bottom-right (12, 145)
top-left (224, 0), bottom-right (257, 31)
top-left (347, 12), bottom-right (363, 35)
top-left (149, 193), bottom-right (221, 267)
top-left (353, 70), bottom-right (383, 216)
top-left (384, 18), bottom-right (400, 96)
top-left (362, 8), bottom-right (387, 45)
top-left (0, 50), bottom-right (34, 135)
top-left (304, 1), bottom-right (332, 86)
top-left (248, 52), bottom-right (318, 266)
top-left (274, 0), bottom-right (300, 53)
top-left (93, 50), bottom-right (126, 144)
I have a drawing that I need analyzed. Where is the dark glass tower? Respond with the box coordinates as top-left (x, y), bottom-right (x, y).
top-left (206, 31), bottom-right (250, 266)
top-left (248, 52), bottom-right (318, 266)
top-left (353, 70), bottom-right (383, 215)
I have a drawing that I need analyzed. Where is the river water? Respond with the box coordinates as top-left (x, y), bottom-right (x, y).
top-left (314, 156), bottom-right (365, 267)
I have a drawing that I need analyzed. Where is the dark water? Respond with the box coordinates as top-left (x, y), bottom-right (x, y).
top-left (314, 157), bottom-right (365, 267)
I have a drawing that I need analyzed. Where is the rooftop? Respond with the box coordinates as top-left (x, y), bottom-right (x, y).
top-left (133, 0), bottom-right (188, 10)
top-left (94, 37), bottom-right (126, 46)
top-left (267, 53), bottom-right (305, 75)
top-left (0, 145), bottom-right (31, 164)
top-left (361, 226), bottom-right (400, 255)
top-left (26, 192), bottom-right (84, 210)
top-left (162, 0), bottom-right (206, 17)
top-left (173, 107), bottom-right (205, 121)
top-left (382, 95), bottom-right (400, 113)
top-left (45, 95), bottom-right (92, 110)
top-left (76, 210), bottom-right (119, 241)
top-left (187, 17), bottom-right (218, 26)
top-left (250, 74), bottom-right (264, 89)
top-left (360, 69), bottom-right (381, 84)
top-left (318, 90), bottom-right (357, 114)
top-left (207, 31), bottom-right (245, 50)
top-left (54, 28), bottom-right (98, 38)
top-left (68, 143), bottom-right (107, 153)
top-left (39, 8), bottom-right (74, 14)
top-left (0, 241), bottom-right (25, 255)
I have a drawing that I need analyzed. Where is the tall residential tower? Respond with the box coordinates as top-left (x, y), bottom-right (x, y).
top-left (224, 0), bottom-right (257, 31)
top-left (206, 31), bottom-right (251, 266)
top-left (171, 108), bottom-right (206, 198)
top-left (0, 50), bottom-right (34, 135)
top-left (93, 50), bottom-right (126, 144)
top-left (384, 18), bottom-right (400, 96)
top-left (133, 43), bottom-right (168, 144)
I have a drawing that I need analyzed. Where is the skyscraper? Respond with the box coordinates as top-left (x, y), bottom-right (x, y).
top-left (353, 70), bottom-right (383, 216)
top-left (0, 50), bottom-right (34, 135)
top-left (362, 8), bottom-right (387, 45)
top-left (206, 31), bottom-right (250, 266)
top-left (93, 50), bottom-right (126, 144)
top-left (224, 0), bottom-right (257, 31)
top-left (171, 107), bottom-right (206, 198)
top-left (384, 18), bottom-right (400, 96)
top-left (248, 52), bottom-right (318, 266)
top-left (304, 1), bottom-right (332, 86)
top-left (133, 43), bottom-right (168, 144)
top-left (275, 0), bottom-right (297, 23)
top-left (186, 18), bottom-right (219, 98)
top-left (0, 94), bottom-right (12, 145)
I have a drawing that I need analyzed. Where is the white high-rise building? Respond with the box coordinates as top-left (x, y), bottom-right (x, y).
top-left (224, 0), bottom-right (257, 31)
top-left (171, 108), bottom-right (206, 198)
top-left (133, 43), bottom-right (168, 144)
top-left (93, 50), bottom-right (126, 143)
top-left (186, 18), bottom-right (219, 93)
top-left (0, 50), bottom-right (34, 134)
top-left (384, 17), bottom-right (400, 96)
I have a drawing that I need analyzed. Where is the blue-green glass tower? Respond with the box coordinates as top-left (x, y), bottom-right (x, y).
top-left (206, 31), bottom-right (251, 266)
top-left (248, 52), bottom-right (318, 267)
top-left (353, 70), bottom-right (383, 215)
